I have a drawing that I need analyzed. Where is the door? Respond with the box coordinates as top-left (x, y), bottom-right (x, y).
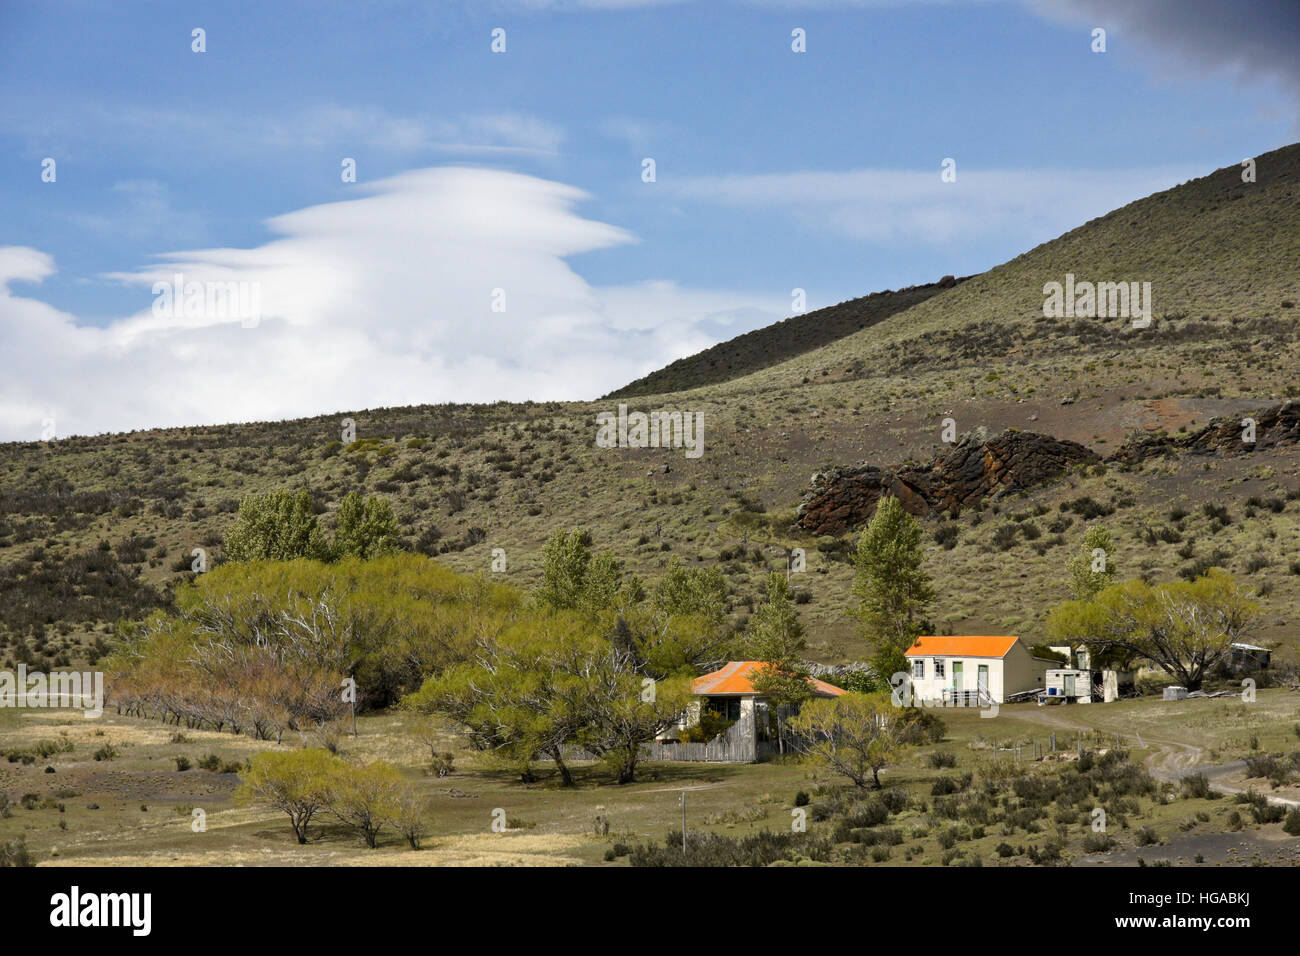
top-left (1063, 673), bottom-right (1077, 698)
top-left (977, 665), bottom-right (989, 701)
top-left (951, 661), bottom-right (964, 696)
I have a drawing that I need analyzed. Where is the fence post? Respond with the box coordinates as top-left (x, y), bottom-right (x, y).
top-left (680, 791), bottom-right (687, 853)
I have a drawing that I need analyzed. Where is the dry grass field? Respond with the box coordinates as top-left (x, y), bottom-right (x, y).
top-left (3, 688), bottom-right (1297, 868)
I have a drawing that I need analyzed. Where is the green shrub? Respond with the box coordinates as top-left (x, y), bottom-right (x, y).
top-left (1082, 833), bottom-right (1114, 852)
top-left (0, 838), bottom-right (34, 867)
top-left (629, 829), bottom-right (834, 867)
top-left (1180, 773), bottom-right (1217, 799)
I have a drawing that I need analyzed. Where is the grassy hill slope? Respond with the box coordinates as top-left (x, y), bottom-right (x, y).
top-left (605, 278), bottom-right (960, 399)
top-left (3, 144), bottom-right (1298, 670)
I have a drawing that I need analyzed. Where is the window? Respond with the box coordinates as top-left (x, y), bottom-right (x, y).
top-left (933, 658), bottom-right (946, 679)
top-left (912, 659), bottom-right (925, 679)
top-left (706, 697), bottom-right (741, 721)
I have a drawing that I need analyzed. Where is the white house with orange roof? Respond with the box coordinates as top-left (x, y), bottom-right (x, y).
top-left (903, 636), bottom-right (1054, 705)
top-left (655, 661), bottom-right (845, 762)
top-left (690, 659), bottom-right (845, 725)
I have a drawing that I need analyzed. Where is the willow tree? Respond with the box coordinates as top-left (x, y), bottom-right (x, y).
top-left (1047, 569), bottom-right (1258, 690)
top-left (404, 609), bottom-right (690, 785)
top-left (236, 748), bottom-right (339, 844)
top-left (789, 692), bottom-right (904, 789)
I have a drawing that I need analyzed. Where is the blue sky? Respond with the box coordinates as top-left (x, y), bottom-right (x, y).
top-left (1, 0), bottom-right (1297, 439)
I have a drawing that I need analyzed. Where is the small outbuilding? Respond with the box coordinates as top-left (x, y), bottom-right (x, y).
top-left (1230, 642), bottom-right (1271, 672)
top-left (1043, 668), bottom-right (1093, 703)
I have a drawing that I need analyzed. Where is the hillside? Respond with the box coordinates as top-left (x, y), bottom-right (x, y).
top-left (605, 278), bottom-right (962, 398)
top-left (2, 143), bottom-right (1298, 672)
top-left (725, 143), bottom-right (1300, 395)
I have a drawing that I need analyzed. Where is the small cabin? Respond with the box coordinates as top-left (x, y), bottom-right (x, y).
top-left (654, 662), bottom-right (845, 762)
top-left (1043, 668), bottom-right (1092, 704)
top-left (1230, 642), bottom-right (1271, 672)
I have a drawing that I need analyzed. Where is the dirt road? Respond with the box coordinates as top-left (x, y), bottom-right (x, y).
top-left (1012, 704), bottom-right (1299, 808)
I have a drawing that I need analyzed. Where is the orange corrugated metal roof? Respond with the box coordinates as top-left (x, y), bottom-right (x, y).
top-left (904, 635), bottom-right (1020, 658)
top-left (692, 661), bottom-right (845, 697)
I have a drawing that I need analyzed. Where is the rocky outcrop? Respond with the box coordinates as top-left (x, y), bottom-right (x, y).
top-left (793, 465), bottom-right (925, 537)
top-left (795, 402), bottom-right (1300, 537)
top-left (1110, 400), bottom-right (1300, 464)
top-left (795, 430), bottom-right (1098, 536)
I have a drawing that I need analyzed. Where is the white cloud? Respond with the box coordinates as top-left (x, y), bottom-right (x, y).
top-left (666, 165), bottom-right (1204, 243)
top-left (0, 168), bottom-right (783, 440)
top-left (1, 101), bottom-right (566, 161)
top-left (598, 116), bottom-right (677, 152)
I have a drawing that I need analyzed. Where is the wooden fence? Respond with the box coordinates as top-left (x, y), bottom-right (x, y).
top-left (645, 738), bottom-right (757, 763)
top-left (644, 719), bottom-right (771, 763)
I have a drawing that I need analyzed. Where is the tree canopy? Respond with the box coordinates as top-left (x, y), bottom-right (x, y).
top-left (1066, 524), bottom-right (1116, 601)
top-left (403, 608), bottom-right (691, 784)
top-left (789, 691), bottom-right (906, 789)
top-left (105, 553), bottom-right (521, 736)
top-left (1047, 568), bottom-right (1259, 689)
top-left (224, 489), bottom-right (401, 564)
top-left (851, 495), bottom-right (935, 682)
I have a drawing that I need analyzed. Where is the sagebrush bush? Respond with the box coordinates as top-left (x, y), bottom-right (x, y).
top-left (629, 829), bottom-right (834, 867)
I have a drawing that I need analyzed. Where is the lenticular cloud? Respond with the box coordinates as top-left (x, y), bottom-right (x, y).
top-left (0, 168), bottom-right (777, 441)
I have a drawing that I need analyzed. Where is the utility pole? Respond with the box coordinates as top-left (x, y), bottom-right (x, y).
top-left (680, 791), bottom-right (687, 853)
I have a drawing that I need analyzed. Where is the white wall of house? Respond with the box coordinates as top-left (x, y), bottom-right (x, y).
top-left (910, 656), bottom-right (1003, 703)
top-left (1045, 668), bottom-right (1092, 703)
top-left (909, 643), bottom-right (1051, 704)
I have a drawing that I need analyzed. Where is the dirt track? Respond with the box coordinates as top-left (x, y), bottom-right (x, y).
top-left (1012, 704), bottom-right (1299, 808)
